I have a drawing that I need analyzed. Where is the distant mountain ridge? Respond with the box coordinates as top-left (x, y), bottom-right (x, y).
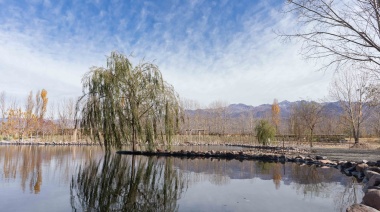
top-left (186, 100), bottom-right (343, 119)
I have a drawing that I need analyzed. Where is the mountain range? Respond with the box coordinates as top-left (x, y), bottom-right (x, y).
top-left (186, 100), bottom-right (344, 119)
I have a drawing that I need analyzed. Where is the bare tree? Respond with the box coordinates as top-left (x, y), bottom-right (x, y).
top-left (296, 100), bottom-right (324, 147)
top-left (208, 100), bottom-right (229, 136)
top-left (283, 0), bottom-right (380, 74)
top-left (58, 98), bottom-right (75, 142)
top-left (329, 70), bottom-right (373, 143)
top-left (0, 91), bottom-right (6, 136)
top-left (24, 91), bottom-right (36, 141)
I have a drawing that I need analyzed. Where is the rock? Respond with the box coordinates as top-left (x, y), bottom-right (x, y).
top-left (295, 155), bottom-right (305, 160)
top-left (365, 171), bottom-right (380, 181)
top-left (316, 155), bottom-right (327, 160)
top-left (319, 159), bottom-right (333, 165)
top-left (368, 167), bottom-right (380, 174)
top-left (362, 160), bottom-right (369, 164)
top-left (345, 167), bottom-right (356, 175)
top-left (367, 161), bottom-right (377, 166)
top-left (368, 174), bottom-right (380, 187)
top-left (352, 171), bottom-right (365, 179)
top-left (344, 161), bottom-right (356, 169)
top-left (362, 190), bottom-right (380, 210)
top-left (367, 186), bottom-right (380, 190)
top-left (346, 204), bottom-right (379, 212)
top-left (357, 163), bottom-right (369, 172)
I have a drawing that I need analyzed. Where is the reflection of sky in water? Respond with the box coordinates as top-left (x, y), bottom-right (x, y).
top-left (179, 178), bottom-right (336, 212)
top-left (0, 146), bottom-right (363, 212)
top-left (175, 159), bottom-right (363, 212)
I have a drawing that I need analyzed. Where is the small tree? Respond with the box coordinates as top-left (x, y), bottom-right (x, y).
top-left (255, 119), bottom-right (276, 146)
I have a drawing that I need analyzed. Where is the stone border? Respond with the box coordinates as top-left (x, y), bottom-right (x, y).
top-left (116, 149), bottom-right (380, 175)
top-left (346, 166), bottom-right (380, 211)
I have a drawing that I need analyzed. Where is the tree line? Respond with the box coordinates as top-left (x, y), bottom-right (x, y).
top-left (182, 68), bottom-right (380, 147)
top-left (0, 90), bottom-right (76, 142)
top-left (1, 50), bottom-right (380, 150)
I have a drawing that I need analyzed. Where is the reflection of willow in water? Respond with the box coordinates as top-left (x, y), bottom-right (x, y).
top-left (70, 154), bottom-right (188, 212)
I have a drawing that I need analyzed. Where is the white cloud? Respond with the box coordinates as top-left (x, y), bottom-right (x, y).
top-left (0, 0), bottom-right (334, 107)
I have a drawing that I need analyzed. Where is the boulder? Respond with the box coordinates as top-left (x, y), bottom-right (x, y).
top-left (356, 163), bottom-right (369, 172)
top-left (346, 204), bottom-right (379, 212)
top-left (367, 167), bottom-right (380, 174)
top-left (367, 186), bottom-right (380, 191)
top-left (319, 159), bottom-right (333, 165)
top-left (367, 161), bottom-right (378, 167)
top-left (362, 190), bottom-right (380, 210)
top-left (343, 161), bottom-right (356, 169)
top-left (316, 155), bottom-right (327, 160)
top-left (368, 174), bottom-right (380, 187)
top-left (295, 155), bottom-right (305, 160)
top-left (345, 167), bottom-right (356, 175)
top-left (365, 171), bottom-right (380, 181)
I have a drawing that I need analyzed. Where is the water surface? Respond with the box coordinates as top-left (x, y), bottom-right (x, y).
top-left (0, 146), bottom-right (363, 211)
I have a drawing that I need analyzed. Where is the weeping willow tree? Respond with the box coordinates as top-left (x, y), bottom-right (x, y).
top-left (76, 52), bottom-right (183, 151)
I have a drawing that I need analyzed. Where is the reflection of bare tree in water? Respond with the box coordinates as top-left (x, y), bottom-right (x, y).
top-left (209, 174), bottom-right (230, 186)
top-left (334, 177), bottom-right (363, 212)
top-left (70, 154), bottom-right (188, 211)
top-left (290, 165), bottom-right (333, 198)
top-left (1, 146), bottom-right (94, 194)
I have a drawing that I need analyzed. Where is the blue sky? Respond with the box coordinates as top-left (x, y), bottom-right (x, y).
top-left (0, 0), bottom-right (333, 107)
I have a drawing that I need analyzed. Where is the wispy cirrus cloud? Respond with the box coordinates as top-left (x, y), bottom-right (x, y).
top-left (0, 0), bottom-right (333, 106)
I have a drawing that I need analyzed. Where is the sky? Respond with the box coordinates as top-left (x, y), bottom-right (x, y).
top-left (0, 0), bottom-right (334, 107)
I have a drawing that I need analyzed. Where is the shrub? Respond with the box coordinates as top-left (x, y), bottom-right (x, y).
top-left (255, 119), bottom-right (276, 146)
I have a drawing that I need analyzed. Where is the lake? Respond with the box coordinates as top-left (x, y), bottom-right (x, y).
top-left (0, 145), bottom-right (363, 211)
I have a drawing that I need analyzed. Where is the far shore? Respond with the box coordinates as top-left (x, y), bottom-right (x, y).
top-left (1, 139), bottom-right (379, 163)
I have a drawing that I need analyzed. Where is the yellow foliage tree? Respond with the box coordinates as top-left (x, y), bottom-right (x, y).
top-left (271, 99), bottom-right (281, 132)
top-left (40, 89), bottom-right (48, 120)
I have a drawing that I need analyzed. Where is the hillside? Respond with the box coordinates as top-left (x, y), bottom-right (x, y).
top-left (186, 100), bottom-right (344, 119)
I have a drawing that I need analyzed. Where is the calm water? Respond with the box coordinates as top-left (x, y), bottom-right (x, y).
top-left (0, 145), bottom-right (363, 212)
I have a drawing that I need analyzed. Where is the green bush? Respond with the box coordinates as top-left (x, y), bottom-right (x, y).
top-left (255, 119), bottom-right (276, 146)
